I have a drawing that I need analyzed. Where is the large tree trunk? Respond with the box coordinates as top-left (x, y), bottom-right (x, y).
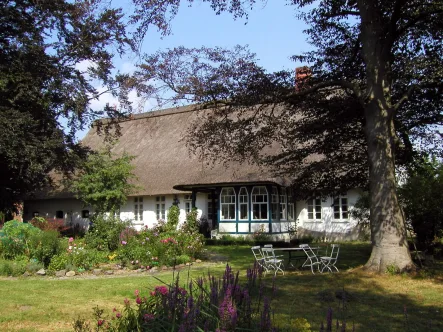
top-left (357, 0), bottom-right (414, 272)
top-left (364, 101), bottom-right (413, 272)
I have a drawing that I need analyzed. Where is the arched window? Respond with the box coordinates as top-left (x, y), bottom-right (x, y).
top-left (238, 187), bottom-right (249, 220)
top-left (252, 186), bottom-right (268, 220)
top-left (220, 187), bottom-right (236, 220)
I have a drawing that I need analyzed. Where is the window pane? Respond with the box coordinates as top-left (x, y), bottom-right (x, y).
top-left (261, 204), bottom-right (268, 219)
top-left (240, 204), bottom-right (248, 219)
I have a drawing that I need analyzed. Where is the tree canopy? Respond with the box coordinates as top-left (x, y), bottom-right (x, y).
top-left (69, 147), bottom-right (138, 214)
top-left (0, 0), bottom-right (134, 213)
top-left (130, 0), bottom-right (443, 271)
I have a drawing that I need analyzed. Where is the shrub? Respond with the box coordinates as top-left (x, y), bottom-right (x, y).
top-left (0, 256), bottom-right (28, 276)
top-left (166, 205), bottom-right (180, 231)
top-left (48, 253), bottom-right (70, 272)
top-left (74, 263), bottom-right (278, 331)
top-left (85, 214), bottom-right (131, 251)
top-left (0, 220), bottom-right (42, 259)
top-left (29, 217), bottom-right (70, 233)
top-left (30, 230), bottom-right (63, 267)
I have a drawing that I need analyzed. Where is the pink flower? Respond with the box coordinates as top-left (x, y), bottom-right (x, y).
top-left (136, 296), bottom-right (142, 304)
top-left (116, 312), bottom-right (121, 319)
top-left (68, 237), bottom-right (74, 243)
top-left (124, 298), bottom-right (130, 306)
top-left (143, 313), bottom-right (155, 322)
top-left (134, 289), bottom-right (140, 296)
top-left (121, 241), bottom-right (127, 245)
top-left (97, 319), bottom-right (105, 326)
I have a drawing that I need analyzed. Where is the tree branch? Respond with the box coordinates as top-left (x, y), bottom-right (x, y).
top-left (324, 10), bottom-right (360, 18)
top-left (393, 85), bottom-right (415, 111)
top-left (288, 80), bottom-right (363, 102)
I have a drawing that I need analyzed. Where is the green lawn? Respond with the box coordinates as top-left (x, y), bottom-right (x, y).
top-left (1, 242), bottom-right (442, 331)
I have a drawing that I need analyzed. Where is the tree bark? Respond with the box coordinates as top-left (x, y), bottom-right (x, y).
top-left (364, 101), bottom-right (414, 272)
top-left (357, 0), bottom-right (414, 272)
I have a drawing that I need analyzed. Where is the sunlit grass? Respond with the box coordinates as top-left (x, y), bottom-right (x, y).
top-left (0, 242), bottom-right (442, 331)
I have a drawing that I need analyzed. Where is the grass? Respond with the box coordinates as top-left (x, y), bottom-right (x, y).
top-left (0, 242), bottom-right (442, 331)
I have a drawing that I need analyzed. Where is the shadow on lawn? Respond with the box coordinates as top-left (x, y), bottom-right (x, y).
top-left (207, 243), bottom-right (443, 331)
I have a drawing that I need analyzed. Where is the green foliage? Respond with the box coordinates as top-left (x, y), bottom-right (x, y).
top-left (166, 205), bottom-right (180, 231)
top-left (29, 230), bottom-right (64, 268)
top-left (70, 148), bottom-right (138, 214)
top-left (0, 220), bottom-right (42, 259)
top-left (74, 263), bottom-right (278, 331)
top-left (85, 214), bottom-right (132, 251)
top-left (115, 216), bottom-right (204, 268)
top-left (48, 253), bottom-right (71, 272)
top-left (0, 0), bottom-right (133, 212)
top-left (399, 159), bottom-right (443, 251)
top-left (0, 256), bottom-right (28, 277)
top-left (350, 191), bottom-right (370, 227)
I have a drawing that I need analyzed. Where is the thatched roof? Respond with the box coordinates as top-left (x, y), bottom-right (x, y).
top-left (81, 105), bottom-right (290, 196)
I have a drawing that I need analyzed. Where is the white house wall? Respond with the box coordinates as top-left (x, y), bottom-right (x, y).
top-left (23, 198), bottom-right (93, 229)
top-left (295, 189), bottom-right (362, 240)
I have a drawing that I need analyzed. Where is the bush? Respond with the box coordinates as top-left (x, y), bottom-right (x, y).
top-left (48, 253), bottom-right (70, 272)
top-left (29, 217), bottom-right (70, 233)
top-left (30, 230), bottom-right (63, 267)
top-left (0, 220), bottom-right (42, 259)
top-left (85, 214), bottom-right (131, 251)
top-left (0, 256), bottom-right (28, 276)
top-left (74, 263), bottom-right (278, 331)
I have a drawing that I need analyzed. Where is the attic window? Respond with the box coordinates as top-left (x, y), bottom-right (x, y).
top-left (55, 210), bottom-right (64, 219)
top-left (82, 210), bottom-right (90, 218)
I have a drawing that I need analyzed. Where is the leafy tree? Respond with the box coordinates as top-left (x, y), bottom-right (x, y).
top-left (69, 147), bottom-right (138, 214)
top-left (399, 159), bottom-right (443, 252)
top-left (0, 0), bottom-right (134, 213)
top-left (128, 0), bottom-right (443, 271)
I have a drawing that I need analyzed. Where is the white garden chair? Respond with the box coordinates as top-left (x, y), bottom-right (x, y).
top-left (261, 247), bottom-right (285, 276)
top-left (251, 246), bottom-right (271, 274)
top-left (319, 244), bottom-right (340, 273)
top-left (210, 229), bottom-right (221, 239)
top-left (263, 244), bottom-right (285, 259)
top-left (300, 244), bottom-right (322, 274)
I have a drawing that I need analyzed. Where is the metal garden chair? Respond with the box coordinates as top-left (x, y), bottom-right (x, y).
top-left (251, 246), bottom-right (271, 274)
top-left (261, 247), bottom-right (285, 275)
top-left (319, 244), bottom-right (340, 273)
top-left (263, 244), bottom-right (285, 259)
top-left (300, 244), bottom-right (322, 274)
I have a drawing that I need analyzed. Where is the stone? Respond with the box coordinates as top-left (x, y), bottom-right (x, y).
top-left (185, 262), bottom-right (192, 266)
top-left (22, 271), bottom-right (31, 277)
top-left (55, 270), bottom-right (66, 277)
top-left (66, 270), bottom-right (76, 277)
top-left (178, 264), bottom-right (185, 268)
top-left (36, 269), bottom-right (46, 276)
top-left (92, 269), bottom-right (103, 275)
top-left (161, 265), bottom-right (168, 270)
top-left (104, 270), bottom-right (114, 275)
top-left (195, 259), bottom-right (202, 263)
top-left (150, 267), bottom-right (158, 273)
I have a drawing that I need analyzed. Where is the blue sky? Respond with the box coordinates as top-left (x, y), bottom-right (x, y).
top-left (76, 1), bottom-right (311, 139)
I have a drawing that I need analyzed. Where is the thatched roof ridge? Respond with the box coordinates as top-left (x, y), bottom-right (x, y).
top-left (80, 104), bottom-right (288, 196)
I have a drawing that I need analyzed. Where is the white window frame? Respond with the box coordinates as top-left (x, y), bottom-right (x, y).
top-left (333, 195), bottom-right (349, 221)
top-left (220, 187), bottom-right (236, 220)
top-left (307, 198), bottom-right (322, 221)
top-left (156, 196), bottom-right (166, 220)
top-left (252, 186), bottom-right (268, 220)
top-left (184, 194), bottom-right (192, 214)
top-left (279, 188), bottom-right (287, 220)
top-left (287, 191), bottom-right (295, 221)
top-left (271, 187), bottom-right (279, 220)
top-left (134, 196), bottom-right (143, 221)
top-left (238, 187), bottom-right (249, 220)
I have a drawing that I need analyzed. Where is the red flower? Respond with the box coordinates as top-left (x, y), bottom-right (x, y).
top-left (97, 319), bottom-right (105, 326)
